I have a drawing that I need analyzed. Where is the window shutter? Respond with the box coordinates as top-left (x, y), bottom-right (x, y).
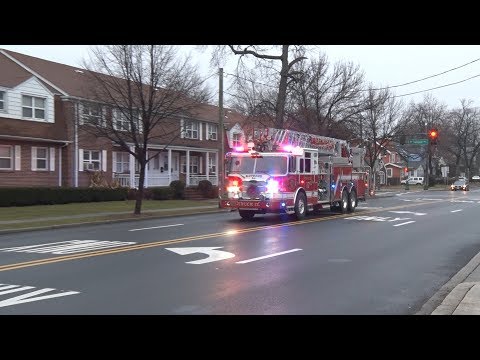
top-left (180, 118), bottom-right (184, 139)
top-left (15, 145), bottom-right (21, 171)
top-left (50, 147), bottom-right (55, 171)
top-left (199, 122), bottom-right (203, 140)
top-left (102, 150), bottom-right (107, 172)
top-left (78, 103), bottom-right (84, 125)
top-left (200, 156), bottom-right (203, 173)
top-left (112, 151), bottom-right (117, 173)
top-left (78, 149), bottom-right (83, 172)
top-left (31, 147), bottom-right (37, 171)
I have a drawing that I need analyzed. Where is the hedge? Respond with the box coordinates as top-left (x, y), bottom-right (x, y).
top-left (0, 187), bottom-right (129, 207)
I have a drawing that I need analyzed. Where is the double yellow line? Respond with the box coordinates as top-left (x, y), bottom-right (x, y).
top-left (0, 201), bottom-right (430, 272)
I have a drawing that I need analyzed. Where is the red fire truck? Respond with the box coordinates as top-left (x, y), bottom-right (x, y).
top-left (219, 128), bottom-right (368, 220)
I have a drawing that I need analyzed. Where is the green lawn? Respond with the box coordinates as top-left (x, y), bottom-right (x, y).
top-left (0, 199), bottom-right (218, 222)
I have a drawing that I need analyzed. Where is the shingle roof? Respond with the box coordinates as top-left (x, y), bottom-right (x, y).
top-left (0, 48), bottom-right (247, 126)
top-left (0, 51), bottom-right (33, 88)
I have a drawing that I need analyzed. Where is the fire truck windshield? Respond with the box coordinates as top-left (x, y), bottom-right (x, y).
top-left (228, 156), bottom-right (288, 175)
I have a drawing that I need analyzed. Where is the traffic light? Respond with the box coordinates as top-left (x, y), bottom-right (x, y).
top-left (404, 167), bottom-right (408, 174)
top-left (428, 129), bottom-right (438, 145)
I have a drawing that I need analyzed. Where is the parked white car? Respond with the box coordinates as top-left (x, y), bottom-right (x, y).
top-left (400, 176), bottom-right (424, 185)
top-left (471, 175), bottom-right (480, 181)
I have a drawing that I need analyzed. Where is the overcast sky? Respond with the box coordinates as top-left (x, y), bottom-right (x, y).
top-left (1, 45), bottom-right (479, 110)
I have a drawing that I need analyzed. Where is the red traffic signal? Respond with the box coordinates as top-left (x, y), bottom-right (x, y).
top-left (428, 129), bottom-right (438, 144)
top-left (428, 129), bottom-right (438, 139)
top-left (404, 167), bottom-right (408, 173)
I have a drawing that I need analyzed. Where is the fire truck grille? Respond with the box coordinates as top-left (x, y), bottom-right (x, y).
top-left (241, 181), bottom-right (267, 200)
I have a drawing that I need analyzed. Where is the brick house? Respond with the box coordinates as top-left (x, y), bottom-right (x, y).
top-left (0, 48), bottom-right (243, 189)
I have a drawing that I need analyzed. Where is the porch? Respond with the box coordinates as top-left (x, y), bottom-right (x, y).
top-left (112, 146), bottom-right (219, 188)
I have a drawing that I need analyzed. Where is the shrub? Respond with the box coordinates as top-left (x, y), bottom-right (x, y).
top-left (169, 180), bottom-right (185, 199)
top-left (197, 180), bottom-right (213, 197)
top-left (0, 187), bottom-right (129, 207)
top-left (150, 187), bottom-right (174, 200)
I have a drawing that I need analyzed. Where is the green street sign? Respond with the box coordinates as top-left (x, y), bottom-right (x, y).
top-left (407, 139), bottom-right (428, 145)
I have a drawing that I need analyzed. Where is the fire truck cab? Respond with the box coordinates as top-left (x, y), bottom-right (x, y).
top-left (219, 128), bottom-right (368, 220)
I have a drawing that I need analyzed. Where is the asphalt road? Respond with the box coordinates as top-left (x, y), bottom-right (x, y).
top-left (1, 188), bottom-right (480, 314)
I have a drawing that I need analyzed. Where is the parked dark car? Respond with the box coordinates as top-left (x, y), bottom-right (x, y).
top-left (451, 180), bottom-right (469, 191)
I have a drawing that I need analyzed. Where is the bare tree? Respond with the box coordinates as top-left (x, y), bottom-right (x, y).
top-left (212, 45), bottom-right (307, 129)
top-left (289, 53), bottom-right (365, 138)
top-left (356, 87), bottom-right (406, 188)
top-left (447, 100), bottom-right (480, 178)
top-left (82, 45), bottom-right (210, 215)
top-left (406, 95), bottom-right (447, 178)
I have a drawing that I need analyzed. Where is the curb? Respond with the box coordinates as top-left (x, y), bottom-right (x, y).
top-left (0, 208), bottom-right (228, 236)
top-left (416, 251), bottom-right (480, 315)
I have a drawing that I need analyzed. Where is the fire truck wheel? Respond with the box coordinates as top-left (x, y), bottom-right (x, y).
top-left (348, 190), bottom-right (357, 212)
top-left (239, 210), bottom-right (255, 219)
top-left (294, 192), bottom-right (307, 220)
top-left (340, 190), bottom-right (349, 214)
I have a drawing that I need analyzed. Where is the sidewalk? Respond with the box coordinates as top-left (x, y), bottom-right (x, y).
top-left (419, 251), bottom-right (480, 315)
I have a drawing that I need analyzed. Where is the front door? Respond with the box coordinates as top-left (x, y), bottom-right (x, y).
top-left (171, 152), bottom-right (179, 181)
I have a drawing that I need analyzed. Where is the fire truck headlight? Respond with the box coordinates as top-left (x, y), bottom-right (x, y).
top-left (227, 186), bottom-right (240, 193)
top-left (266, 180), bottom-right (279, 193)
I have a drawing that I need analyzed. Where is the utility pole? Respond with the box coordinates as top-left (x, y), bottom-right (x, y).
top-left (218, 68), bottom-right (225, 198)
top-left (424, 135), bottom-right (430, 190)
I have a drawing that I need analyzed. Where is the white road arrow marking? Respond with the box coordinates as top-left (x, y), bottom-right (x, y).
top-left (165, 247), bottom-right (235, 264)
top-left (389, 211), bottom-right (426, 216)
top-left (0, 284), bottom-right (79, 308)
top-left (451, 209), bottom-right (463, 213)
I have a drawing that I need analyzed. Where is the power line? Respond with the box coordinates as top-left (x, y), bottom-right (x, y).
top-left (393, 73), bottom-right (480, 98)
top-left (371, 57), bottom-right (480, 91)
top-left (224, 72), bottom-right (277, 89)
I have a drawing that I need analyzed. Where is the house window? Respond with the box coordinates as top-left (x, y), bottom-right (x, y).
top-left (181, 156), bottom-right (199, 174)
top-left (0, 91), bottom-right (5, 111)
top-left (390, 154), bottom-right (395, 163)
top-left (387, 168), bottom-right (393, 178)
top-left (34, 147), bottom-right (48, 170)
top-left (83, 150), bottom-right (101, 171)
top-left (113, 110), bottom-right (130, 131)
top-left (184, 121), bottom-right (199, 139)
top-left (22, 95), bottom-right (45, 120)
top-left (208, 154), bottom-right (216, 174)
top-left (232, 133), bottom-right (241, 147)
top-left (0, 145), bottom-right (12, 170)
top-left (207, 124), bottom-right (218, 140)
top-left (81, 103), bottom-right (103, 126)
top-left (115, 152), bottom-right (130, 173)
top-left (113, 109), bottom-right (142, 132)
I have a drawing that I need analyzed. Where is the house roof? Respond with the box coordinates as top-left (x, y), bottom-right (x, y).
top-left (0, 51), bottom-right (33, 88)
top-left (0, 48), bottom-right (247, 125)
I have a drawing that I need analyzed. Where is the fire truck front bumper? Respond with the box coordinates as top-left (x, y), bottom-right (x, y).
top-left (220, 199), bottom-right (291, 212)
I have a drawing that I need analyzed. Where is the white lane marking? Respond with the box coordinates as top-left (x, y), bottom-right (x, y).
top-left (451, 209), bottom-right (463, 213)
top-left (0, 240), bottom-right (136, 255)
top-left (357, 206), bottom-right (384, 209)
top-left (165, 247), bottom-right (235, 264)
top-left (400, 199), bottom-right (413, 202)
top-left (0, 284), bottom-right (79, 308)
top-left (451, 200), bottom-right (474, 203)
top-left (393, 221), bottom-right (416, 227)
top-left (389, 211), bottom-right (426, 216)
top-left (129, 223), bottom-right (184, 232)
top-left (236, 248), bottom-right (302, 264)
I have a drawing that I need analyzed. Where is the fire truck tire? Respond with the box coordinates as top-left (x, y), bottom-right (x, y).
top-left (294, 192), bottom-right (307, 220)
top-left (340, 190), bottom-right (349, 214)
top-left (348, 190), bottom-right (357, 212)
top-left (239, 210), bottom-right (255, 219)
